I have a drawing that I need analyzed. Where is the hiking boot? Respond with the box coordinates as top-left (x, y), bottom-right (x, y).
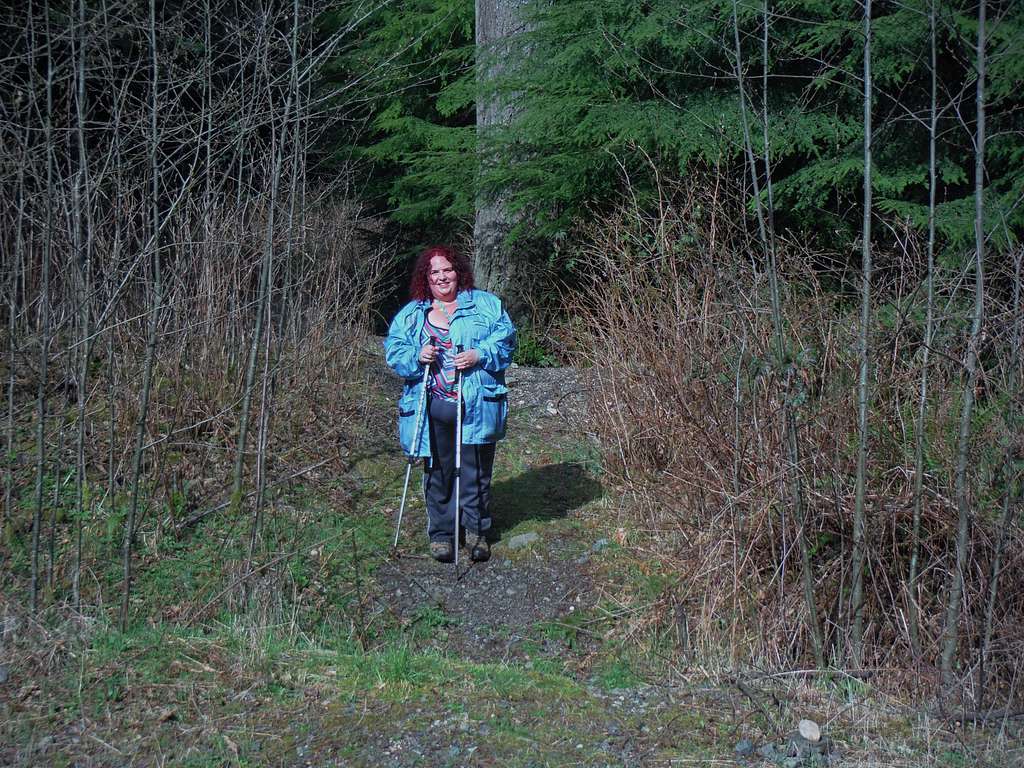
top-left (467, 533), bottom-right (490, 563)
top-left (429, 540), bottom-right (453, 563)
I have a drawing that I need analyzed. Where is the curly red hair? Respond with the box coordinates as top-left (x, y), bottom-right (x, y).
top-left (408, 244), bottom-right (475, 301)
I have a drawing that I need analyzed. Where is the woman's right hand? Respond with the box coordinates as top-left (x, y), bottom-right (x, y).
top-left (418, 343), bottom-right (437, 364)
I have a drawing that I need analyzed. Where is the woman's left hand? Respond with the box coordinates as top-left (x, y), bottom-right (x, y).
top-left (454, 348), bottom-right (480, 370)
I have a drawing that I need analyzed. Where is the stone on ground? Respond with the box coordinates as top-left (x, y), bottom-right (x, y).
top-left (799, 718), bottom-right (821, 743)
top-left (507, 531), bottom-right (539, 550)
top-left (734, 738), bottom-right (754, 756)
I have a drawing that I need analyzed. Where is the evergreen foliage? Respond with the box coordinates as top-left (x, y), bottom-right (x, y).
top-left (321, 0), bottom-right (476, 227)
top-left (325, 0), bottom-right (1023, 253)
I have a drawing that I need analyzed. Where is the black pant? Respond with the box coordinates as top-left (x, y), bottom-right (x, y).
top-left (424, 398), bottom-right (495, 543)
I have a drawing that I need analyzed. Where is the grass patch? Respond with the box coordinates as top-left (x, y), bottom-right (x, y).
top-left (593, 656), bottom-right (642, 691)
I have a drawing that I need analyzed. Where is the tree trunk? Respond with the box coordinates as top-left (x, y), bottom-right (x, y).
top-left (732, 0), bottom-right (824, 667)
top-left (474, 0), bottom-right (529, 313)
top-left (940, 0), bottom-right (986, 691)
top-left (247, 0), bottom-right (303, 570)
top-left (907, 0), bottom-right (938, 662)
top-left (229, 41), bottom-right (292, 524)
top-left (978, 248), bottom-right (1021, 702)
top-left (121, 0), bottom-right (163, 631)
top-left (850, 0), bottom-right (873, 666)
top-left (31, 0), bottom-right (56, 613)
top-left (5, 156), bottom-right (27, 547)
top-left (72, 0), bottom-right (95, 612)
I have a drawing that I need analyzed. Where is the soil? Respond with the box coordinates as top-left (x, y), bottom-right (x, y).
top-left (374, 539), bottom-right (595, 665)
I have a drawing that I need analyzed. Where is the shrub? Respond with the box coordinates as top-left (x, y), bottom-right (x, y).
top-left (566, 175), bottom-right (1024, 700)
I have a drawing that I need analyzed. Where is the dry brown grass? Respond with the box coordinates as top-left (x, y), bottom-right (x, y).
top-left (565, 176), bottom-right (1024, 707)
top-left (1, 192), bottom-right (395, 623)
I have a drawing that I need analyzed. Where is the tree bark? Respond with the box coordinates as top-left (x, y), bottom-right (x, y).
top-left (121, 0), bottom-right (163, 631)
top-left (72, 0), bottom-right (96, 612)
top-left (940, 0), bottom-right (986, 690)
top-left (474, 0), bottom-right (529, 313)
top-left (731, 0), bottom-right (824, 667)
top-left (229, 30), bottom-right (293, 525)
top-left (978, 246), bottom-right (1021, 701)
top-left (5, 152), bottom-right (27, 547)
top-left (908, 0), bottom-right (938, 661)
top-left (247, 0), bottom-right (303, 570)
top-left (31, 0), bottom-right (56, 613)
top-left (850, 0), bottom-right (873, 666)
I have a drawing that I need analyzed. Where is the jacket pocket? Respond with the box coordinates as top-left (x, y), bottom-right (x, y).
top-left (477, 383), bottom-right (508, 441)
top-left (464, 316), bottom-right (488, 347)
top-left (398, 390), bottom-right (423, 454)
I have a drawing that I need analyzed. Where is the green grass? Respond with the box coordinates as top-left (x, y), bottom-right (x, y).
top-left (593, 656), bottom-right (642, 691)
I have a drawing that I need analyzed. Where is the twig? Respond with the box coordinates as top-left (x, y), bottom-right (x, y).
top-left (177, 458), bottom-right (330, 530)
top-left (745, 668), bottom-right (878, 681)
top-left (947, 708), bottom-right (1024, 723)
top-left (352, 529), bottom-right (367, 650)
top-left (733, 678), bottom-right (782, 736)
top-left (184, 526), bottom-right (351, 625)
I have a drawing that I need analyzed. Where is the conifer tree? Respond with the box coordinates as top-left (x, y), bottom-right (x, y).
top-left (326, 0), bottom-right (1024, 260)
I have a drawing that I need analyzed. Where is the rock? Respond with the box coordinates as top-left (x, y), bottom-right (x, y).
top-left (575, 553), bottom-right (591, 565)
top-left (507, 532), bottom-right (539, 550)
top-left (786, 731), bottom-right (813, 758)
top-left (0, 664), bottom-right (9, 684)
top-left (758, 743), bottom-right (777, 760)
top-left (734, 738), bottom-right (755, 757)
top-left (799, 718), bottom-right (821, 743)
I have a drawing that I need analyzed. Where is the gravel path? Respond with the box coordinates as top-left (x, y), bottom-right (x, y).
top-left (369, 348), bottom-right (600, 660)
top-left (374, 537), bottom-right (594, 664)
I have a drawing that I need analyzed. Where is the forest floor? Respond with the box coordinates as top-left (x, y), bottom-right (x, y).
top-left (1, 347), bottom-right (1019, 767)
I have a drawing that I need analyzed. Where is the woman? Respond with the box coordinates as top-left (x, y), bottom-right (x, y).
top-left (384, 245), bottom-right (516, 563)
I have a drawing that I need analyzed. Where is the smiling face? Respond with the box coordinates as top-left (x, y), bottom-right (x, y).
top-left (427, 255), bottom-right (458, 302)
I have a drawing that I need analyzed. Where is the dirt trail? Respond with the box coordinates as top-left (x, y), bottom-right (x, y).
top-left (374, 360), bottom-right (603, 663)
top-left (375, 542), bottom-right (594, 664)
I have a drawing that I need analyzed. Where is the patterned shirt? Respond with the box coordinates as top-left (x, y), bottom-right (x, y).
top-left (422, 314), bottom-right (457, 401)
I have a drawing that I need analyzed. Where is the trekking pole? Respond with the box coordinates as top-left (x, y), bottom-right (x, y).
top-left (453, 344), bottom-right (464, 572)
top-left (393, 360), bottom-right (431, 550)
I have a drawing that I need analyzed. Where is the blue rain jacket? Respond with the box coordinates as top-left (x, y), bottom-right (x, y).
top-left (384, 289), bottom-right (517, 457)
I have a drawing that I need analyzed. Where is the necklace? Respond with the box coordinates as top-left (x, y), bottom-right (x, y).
top-left (433, 298), bottom-right (457, 326)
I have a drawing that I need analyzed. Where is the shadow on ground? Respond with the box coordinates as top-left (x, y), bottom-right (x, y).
top-left (491, 461), bottom-right (602, 539)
